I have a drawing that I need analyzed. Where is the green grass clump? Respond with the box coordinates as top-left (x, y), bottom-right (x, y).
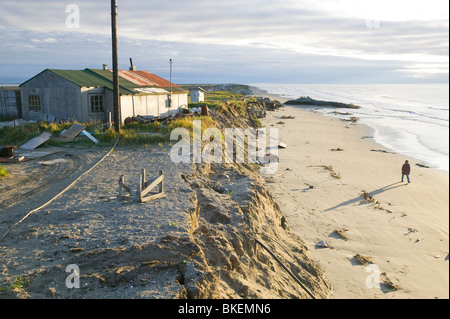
top-left (0, 165), bottom-right (8, 177)
top-left (0, 116), bottom-right (220, 150)
top-left (205, 90), bottom-right (246, 102)
top-left (188, 101), bottom-right (222, 110)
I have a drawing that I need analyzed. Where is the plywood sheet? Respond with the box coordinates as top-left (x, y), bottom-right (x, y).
top-left (60, 124), bottom-right (86, 140)
top-left (20, 132), bottom-right (52, 150)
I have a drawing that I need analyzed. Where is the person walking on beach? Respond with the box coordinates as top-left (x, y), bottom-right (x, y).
top-left (402, 160), bottom-right (411, 183)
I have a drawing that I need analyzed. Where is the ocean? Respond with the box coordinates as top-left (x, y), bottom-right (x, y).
top-left (251, 84), bottom-right (449, 173)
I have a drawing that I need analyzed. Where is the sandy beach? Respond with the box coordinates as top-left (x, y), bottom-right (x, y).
top-left (259, 92), bottom-right (449, 298)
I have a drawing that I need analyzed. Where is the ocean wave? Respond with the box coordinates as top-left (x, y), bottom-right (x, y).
top-left (254, 83), bottom-right (449, 172)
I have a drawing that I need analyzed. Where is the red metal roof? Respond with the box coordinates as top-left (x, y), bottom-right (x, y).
top-left (117, 70), bottom-right (178, 88)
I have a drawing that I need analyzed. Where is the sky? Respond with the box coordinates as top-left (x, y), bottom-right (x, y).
top-left (0, 0), bottom-right (448, 84)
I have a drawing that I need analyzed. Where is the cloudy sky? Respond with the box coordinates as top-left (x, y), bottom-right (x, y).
top-left (0, 0), bottom-right (448, 84)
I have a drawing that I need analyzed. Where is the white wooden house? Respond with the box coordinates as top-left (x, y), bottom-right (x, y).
top-left (19, 68), bottom-right (188, 123)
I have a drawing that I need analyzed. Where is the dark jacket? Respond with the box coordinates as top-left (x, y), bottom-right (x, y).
top-left (402, 163), bottom-right (411, 175)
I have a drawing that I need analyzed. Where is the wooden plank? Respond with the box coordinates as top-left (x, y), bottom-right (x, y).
top-left (60, 124), bottom-right (86, 140)
top-left (82, 130), bottom-right (99, 144)
top-left (0, 156), bottom-right (30, 163)
top-left (119, 180), bottom-right (131, 194)
top-left (141, 173), bottom-right (164, 198)
top-left (15, 147), bottom-right (64, 159)
top-left (10, 156), bottom-right (25, 163)
top-left (20, 132), bottom-right (52, 150)
top-left (140, 192), bottom-right (166, 203)
top-left (118, 176), bottom-right (123, 199)
top-left (138, 174), bottom-right (143, 200)
top-left (160, 170), bottom-right (164, 193)
top-left (141, 169), bottom-right (147, 191)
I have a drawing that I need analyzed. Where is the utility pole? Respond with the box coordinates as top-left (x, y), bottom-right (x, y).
top-left (111, 0), bottom-right (120, 132)
top-left (169, 59), bottom-right (173, 108)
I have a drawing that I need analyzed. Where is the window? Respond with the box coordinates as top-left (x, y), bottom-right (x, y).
top-left (90, 94), bottom-right (104, 113)
top-left (28, 95), bottom-right (42, 112)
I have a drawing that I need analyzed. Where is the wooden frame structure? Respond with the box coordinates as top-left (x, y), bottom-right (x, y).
top-left (119, 169), bottom-right (166, 203)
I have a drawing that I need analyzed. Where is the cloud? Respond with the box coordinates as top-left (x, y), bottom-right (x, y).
top-left (0, 0), bottom-right (448, 83)
top-left (31, 37), bottom-right (58, 43)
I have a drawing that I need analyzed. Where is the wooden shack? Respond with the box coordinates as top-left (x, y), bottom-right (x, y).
top-left (20, 68), bottom-right (188, 123)
top-left (189, 87), bottom-right (206, 103)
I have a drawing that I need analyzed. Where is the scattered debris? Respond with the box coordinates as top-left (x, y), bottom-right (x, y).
top-left (280, 115), bottom-right (295, 119)
top-left (278, 142), bottom-right (288, 149)
top-left (20, 132), bottom-right (52, 150)
top-left (14, 148), bottom-right (65, 160)
top-left (404, 227), bottom-right (419, 236)
top-left (381, 272), bottom-right (400, 292)
top-left (330, 148), bottom-right (344, 151)
top-left (59, 124), bottom-right (86, 140)
top-left (119, 169), bottom-right (166, 203)
top-left (310, 165), bottom-right (342, 179)
top-left (330, 111), bottom-right (353, 116)
top-left (0, 155), bottom-right (27, 163)
top-left (341, 117), bottom-right (359, 123)
top-left (353, 254), bottom-right (373, 265)
top-left (315, 241), bottom-right (329, 248)
top-left (304, 183), bottom-right (315, 189)
top-left (329, 170), bottom-right (341, 179)
top-left (332, 228), bottom-right (350, 241)
top-left (125, 116), bottom-right (154, 124)
top-left (370, 149), bottom-right (395, 154)
top-left (416, 163), bottom-right (430, 168)
top-left (360, 190), bottom-right (379, 204)
top-left (81, 130), bottom-right (99, 144)
top-left (0, 146), bottom-right (16, 158)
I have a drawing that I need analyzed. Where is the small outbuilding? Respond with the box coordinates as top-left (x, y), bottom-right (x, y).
top-left (19, 68), bottom-right (188, 124)
top-left (189, 87), bottom-right (206, 103)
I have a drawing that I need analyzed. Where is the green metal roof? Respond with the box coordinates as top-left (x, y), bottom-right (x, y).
top-left (49, 69), bottom-right (138, 95)
top-left (20, 68), bottom-right (186, 96)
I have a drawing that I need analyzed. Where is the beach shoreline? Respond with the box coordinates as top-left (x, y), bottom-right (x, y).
top-left (250, 84), bottom-right (449, 173)
top-left (254, 86), bottom-right (449, 298)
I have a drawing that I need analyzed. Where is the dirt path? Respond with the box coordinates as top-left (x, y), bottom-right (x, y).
top-left (0, 149), bottom-right (104, 235)
top-left (0, 146), bottom-right (198, 298)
